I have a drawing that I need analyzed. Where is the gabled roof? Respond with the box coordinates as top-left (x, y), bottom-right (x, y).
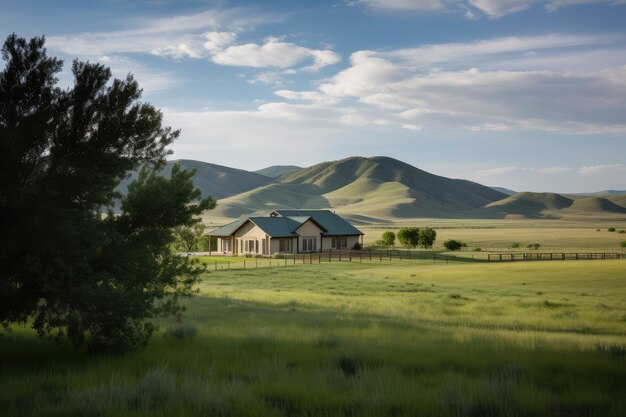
top-left (272, 210), bottom-right (363, 236)
top-left (246, 216), bottom-right (301, 237)
top-left (208, 209), bottom-right (362, 238)
top-left (207, 217), bottom-right (249, 237)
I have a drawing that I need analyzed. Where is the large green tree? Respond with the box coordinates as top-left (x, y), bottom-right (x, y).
top-left (0, 34), bottom-right (214, 353)
top-left (397, 227), bottom-right (420, 248)
top-left (418, 227), bottom-right (437, 249)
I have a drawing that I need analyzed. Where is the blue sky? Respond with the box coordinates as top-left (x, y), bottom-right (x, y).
top-left (2, 0), bottom-right (626, 192)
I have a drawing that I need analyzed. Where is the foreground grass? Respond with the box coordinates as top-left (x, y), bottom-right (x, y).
top-left (1, 260), bottom-right (625, 416)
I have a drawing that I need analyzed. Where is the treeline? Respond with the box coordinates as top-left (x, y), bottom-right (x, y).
top-left (375, 227), bottom-right (437, 249)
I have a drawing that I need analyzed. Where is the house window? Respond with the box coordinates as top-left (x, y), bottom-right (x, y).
top-left (333, 237), bottom-right (347, 249)
top-left (279, 239), bottom-right (291, 252)
top-left (255, 240), bottom-right (259, 254)
top-left (262, 239), bottom-right (266, 254)
top-left (302, 237), bottom-right (316, 252)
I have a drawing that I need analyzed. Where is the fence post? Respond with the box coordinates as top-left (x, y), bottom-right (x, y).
top-left (293, 254), bottom-right (296, 265)
top-left (339, 252), bottom-right (342, 262)
top-left (349, 251), bottom-right (352, 262)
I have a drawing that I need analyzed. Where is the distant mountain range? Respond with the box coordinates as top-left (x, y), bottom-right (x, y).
top-left (124, 157), bottom-right (626, 222)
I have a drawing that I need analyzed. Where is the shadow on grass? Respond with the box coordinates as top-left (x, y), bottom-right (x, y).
top-left (1, 295), bottom-right (625, 417)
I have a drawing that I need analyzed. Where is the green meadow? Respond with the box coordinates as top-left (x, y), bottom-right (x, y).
top-left (1, 259), bottom-right (625, 416)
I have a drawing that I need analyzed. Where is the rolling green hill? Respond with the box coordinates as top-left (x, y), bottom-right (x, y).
top-left (254, 165), bottom-right (302, 178)
top-left (117, 157), bottom-right (625, 222)
top-left (119, 159), bottom-right (273, 200)
top-left (485, 192), bottom-right (574, 218)
top-left (482, 191), bottom-right (626, 219)
top-left (568, 196), bottom-right (626, 214)
top-left (212, 156), bottom-right (507, 220)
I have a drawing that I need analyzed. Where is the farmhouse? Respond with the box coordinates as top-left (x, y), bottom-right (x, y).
top-left (208, 210), bottom-right (363, 256)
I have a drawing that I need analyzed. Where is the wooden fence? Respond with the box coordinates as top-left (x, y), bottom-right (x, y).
top-left (486, 252), bottom-right (625, 262)
top-left (210, 249), bottom-right (457, 271)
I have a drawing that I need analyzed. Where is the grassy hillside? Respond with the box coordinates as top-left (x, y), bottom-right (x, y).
top-left (110, 157), bottom-right (624, 222)
top-left (484, 192), bottom-right (574, 218)
top-left (569, 196), bottom-right (626, 214)
top-left (273, 156), bottom-right (507, 218)
top-left (254, 165), bottom-right (302, 178)
top-left (120, 159), bottom-right (273, 200)
top-left (212, 183), bottom-right (330, 218)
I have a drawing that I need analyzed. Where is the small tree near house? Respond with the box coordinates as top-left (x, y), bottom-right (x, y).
top-left (382, 231), bottom-right (396, 247)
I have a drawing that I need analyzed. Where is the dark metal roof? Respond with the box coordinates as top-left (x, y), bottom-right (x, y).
top-left (208, 209), bottom-right (363, 238)
top-left (273, 210), bottom-right (363, 236)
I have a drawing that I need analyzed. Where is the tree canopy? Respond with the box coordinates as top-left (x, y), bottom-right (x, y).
top-left (0, 34), bottom-right (215, 353)
top-left (381, 231), bottom-right (396, 247)
top-left (397, 227), bottom-right (420, 248)
top-left (418, 227), bottom-right (437, 248)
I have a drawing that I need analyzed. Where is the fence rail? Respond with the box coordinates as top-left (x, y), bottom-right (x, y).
top-left (201, 249), bottom-right (625, 271)
top-left (208, 249), bottom-right (457, 271)
top-left (486, 252), bottom-right (625, 262)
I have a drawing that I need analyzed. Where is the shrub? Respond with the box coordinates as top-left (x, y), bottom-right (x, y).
top-left (510, 243), bottom-right (520, 248)
top-left (608, 227), bottom-right (616, 232)
top-left (382, 231), bottom-right (396, 247)
top-left (620, 241), bottom-right (626, 248)
top-left (273, 253), bottom-right (285, 259)
top-left (352, 242), bottom-right (362, 250)
top-left (526, 243), bottom-right (541, 250)
top-left (444, 240), bottom-right (463, 251)
top-left (166, 323), bottom-right (198, 341)
top-left (618, 230), bottom-right (625, 234)
top-left (473, 248), bottom-right (482, 252)
top-left (397, 227), bottom-right (419, 248)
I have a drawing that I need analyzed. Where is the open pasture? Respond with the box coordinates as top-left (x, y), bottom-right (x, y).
top-left (1, 259), bottom-right (625, 416)
top-left (360, 219), bottom-right (626, 252)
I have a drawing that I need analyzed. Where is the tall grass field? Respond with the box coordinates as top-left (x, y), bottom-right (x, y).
top-left (1, 259), bottom-right (625, 416)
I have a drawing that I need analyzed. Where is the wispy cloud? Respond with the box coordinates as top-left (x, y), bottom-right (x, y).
top-left (579, 164), bottom-right (624, 175)
top-left (47, 9), bottom-right (339, 88)
top-left (274, 34), bottom-right (626, 135)
top-left (352, 0), bottom-right (625, 18)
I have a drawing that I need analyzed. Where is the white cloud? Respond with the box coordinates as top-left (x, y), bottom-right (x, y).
top-left (278, 34), bottom-right (626, 136)
top-left (352, 0), bottom-right (625, 18)
top-left (386, 33), bottom-right (618, 69)
top-left (208, 37), bottom-right (341, 70)
top-left (579, 164), bottom-right (624, 175)
top-left (203, 31), bottom-right (237, 53)
top-left (468, 0), bottom-right (536, 17)
top-left (352, 0), bottom-right (448, 11)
